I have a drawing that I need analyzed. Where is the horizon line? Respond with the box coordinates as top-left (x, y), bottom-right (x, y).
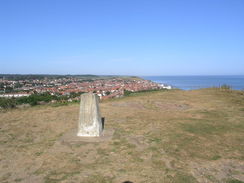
top-left (0, 73), bottom-right (244, 77)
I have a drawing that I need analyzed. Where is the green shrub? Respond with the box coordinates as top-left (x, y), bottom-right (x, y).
top-left (0, 98), bottom-right (17, 109)
top-left (226, 179), bottom-right (244, 183)
top-left (220, 84), bottom-right (232, 90)
top-left (16, 93), bottom-right (57, 106)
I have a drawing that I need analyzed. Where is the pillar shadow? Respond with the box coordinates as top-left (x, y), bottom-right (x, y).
top-left (101, 117), bottom-right (105, 130)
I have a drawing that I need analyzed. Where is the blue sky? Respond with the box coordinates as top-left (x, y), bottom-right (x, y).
top-left (0, 0), bottom-right (243, 75)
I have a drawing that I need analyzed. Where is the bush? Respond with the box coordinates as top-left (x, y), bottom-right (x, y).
top-left (0, 92), bottom-right (83, 109)
top-left (69, 92), bottom-right (84, 98)
top-left (0, 98), bottom-right (17, 109)
top-left (15, 93), bottom-right (56, 106)
top-left (124, 89), bottom-right (165, 96)
top-left (124, 90), bottom-right (133, 96)
top-left (220, 84), bottom-right (232, 90)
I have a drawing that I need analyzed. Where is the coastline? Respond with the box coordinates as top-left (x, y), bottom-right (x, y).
top-left (142, 75), bottom-right (244, 90)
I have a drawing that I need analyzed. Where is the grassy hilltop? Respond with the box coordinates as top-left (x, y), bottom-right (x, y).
top-left (0, 88), bottom-right (244, 183)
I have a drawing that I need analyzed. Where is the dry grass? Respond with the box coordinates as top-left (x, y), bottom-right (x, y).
top-left (0, 89), bottom-right (244, 183)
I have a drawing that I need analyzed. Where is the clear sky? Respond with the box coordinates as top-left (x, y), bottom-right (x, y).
top-left (0, 0), bottom-right (243, 76)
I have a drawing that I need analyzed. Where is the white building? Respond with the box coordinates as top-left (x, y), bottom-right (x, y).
top-left (0, 93), bottom-right (31, 98)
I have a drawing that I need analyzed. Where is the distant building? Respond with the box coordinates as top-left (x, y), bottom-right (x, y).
top-left (0, 93), bottom-right (31, 98)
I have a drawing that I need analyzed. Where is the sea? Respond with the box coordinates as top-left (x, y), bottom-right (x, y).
top-left (142, 75), bottom-right (244, 90)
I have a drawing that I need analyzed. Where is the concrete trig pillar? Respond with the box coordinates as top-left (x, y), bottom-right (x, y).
top-left (77, 93), bottom-right (102, 137)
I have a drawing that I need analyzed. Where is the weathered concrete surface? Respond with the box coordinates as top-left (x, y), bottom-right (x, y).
top-left (77, 93), bottom-right (102, 137)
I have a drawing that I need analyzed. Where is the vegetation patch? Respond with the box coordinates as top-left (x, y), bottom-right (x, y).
top-left (44, 171), bottom-right (79, 183)
top-left (81, 175), bottom-right (114, 183)
top-left (226, 179), bottom-right (244, 183)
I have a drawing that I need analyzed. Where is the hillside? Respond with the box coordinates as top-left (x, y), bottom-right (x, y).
top-left (0, 89), bottom-right (243, 183)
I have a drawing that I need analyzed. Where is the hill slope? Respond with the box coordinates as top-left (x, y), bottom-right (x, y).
top-left (0, 89), bottom-right (244, 183)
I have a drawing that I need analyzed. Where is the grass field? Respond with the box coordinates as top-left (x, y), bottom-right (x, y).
top-left (0, 89), bottom-right (243, 183)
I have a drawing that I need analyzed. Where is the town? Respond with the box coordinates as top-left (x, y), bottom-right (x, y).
top-left (0, 75), bottom-right (170, 108)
